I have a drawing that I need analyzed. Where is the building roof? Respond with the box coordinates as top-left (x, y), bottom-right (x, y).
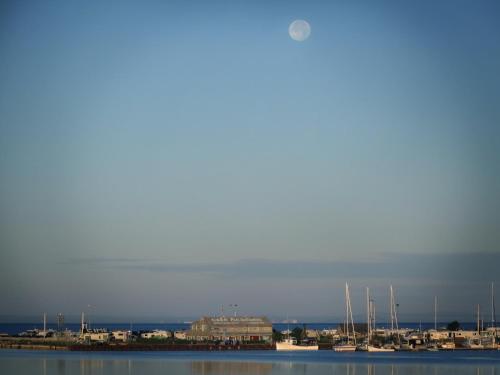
top-left (196, 316), bottom-right (271, 326)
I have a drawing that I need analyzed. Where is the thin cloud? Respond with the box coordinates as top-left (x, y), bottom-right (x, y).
top-left (60, 252), bottom-right (500, 282)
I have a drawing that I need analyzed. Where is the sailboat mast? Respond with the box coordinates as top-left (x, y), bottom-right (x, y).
top-left (492, 283), bottom-right (495, 329)
top-left (346, 283), bottom-right (356, 345)
top-left (391, 285), bottom-right (400, 344)
top-left (390, 286), bottom-right (394, 333)
top-left (366, 287), bottom-right (370, 346)
top-left (492, 282), bottom-right (498, 338)
top-left (477, 304), bottom-right (480, 334)
top-left (286, 314), bottom-right (290, 340)
top-left (345, 283), bottom-right (349, 342)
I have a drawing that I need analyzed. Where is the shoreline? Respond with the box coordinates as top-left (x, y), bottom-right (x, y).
top-left (0, 342), bottom-right (274, 352)
top-left (1, 342), bottom-right (498, 352)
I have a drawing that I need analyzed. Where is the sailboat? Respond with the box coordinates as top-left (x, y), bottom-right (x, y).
top-left (334, 283), bottom-right (357, 352)
top-left (489, 282), bottom-right (499, 350)
top-left (365, 287), bottom-right (395, 352)
top-left (275, 320), bottom-right (318, 351)
top-left (275, 337), bottom-right (319, 351)
top-left (465, 304), bottom-right (484, 349)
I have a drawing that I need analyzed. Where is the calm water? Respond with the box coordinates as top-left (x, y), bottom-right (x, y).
top-left (1, 350), bottom-right (499, 375)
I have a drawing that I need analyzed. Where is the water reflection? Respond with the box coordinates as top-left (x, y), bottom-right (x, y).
top-left (191, 361), bottom-right (273, 374)
top-left (0, 355), bottom-right (499, 375)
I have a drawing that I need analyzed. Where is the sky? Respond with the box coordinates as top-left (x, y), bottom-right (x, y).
top-left (1, 0), bottom-right (499, 323)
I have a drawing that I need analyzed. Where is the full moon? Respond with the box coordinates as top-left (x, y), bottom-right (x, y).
top-left (289, 20), bottom-right (311, 42)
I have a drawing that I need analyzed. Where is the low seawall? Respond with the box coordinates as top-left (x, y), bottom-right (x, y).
top-left (68, 343), bottom-right (275, 351)
top-left (0, 342), bottom-right (69, 351)
top-left (0, 339), bottom-right (274, 351)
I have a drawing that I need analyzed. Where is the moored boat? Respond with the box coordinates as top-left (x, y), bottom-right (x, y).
top-left (333, 283), bottom-right (357, 352)
top-left (276, 338), bottom-right (319, 351)
top-left (333, 344), bottom-right (357, 352)
top-left (367, 345), bottom-right (395, 352)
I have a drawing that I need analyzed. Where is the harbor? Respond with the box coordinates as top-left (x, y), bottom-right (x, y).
top-left (1, 283), bottom-right (498, 353)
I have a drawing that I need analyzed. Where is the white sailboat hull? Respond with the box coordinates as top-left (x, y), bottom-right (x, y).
top-left (333, 344), bottom-right (357, 352)
top-left (276, 342), bottom-right (319, 351)
top-left (367, 345), bottom-right (395, 352)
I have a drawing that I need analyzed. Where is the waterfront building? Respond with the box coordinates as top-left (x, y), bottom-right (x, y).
top-left (140, 330), bottom-right (171, 339)
top-left (111, 330), bottom-right (131, 342)
top-left (80, 329), bottom-right (110, 343)
top-left (427, 330), bottom-right (450, 341)
top-left (451, 330), bottom-right (481, 339)
top-left (320, 328), bottom-right (338, 337)
top-left (305, 329), bottom-right (319, 339)
top-left (188, 316), bottom-right (273, 342)
top-left (174, 330), bottom-right (187, 340)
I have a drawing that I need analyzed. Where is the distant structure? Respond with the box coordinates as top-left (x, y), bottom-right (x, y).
top-left (140, 330), bottom-right (171, 339)
top-left (80, 312), bottom-right (87, 333)
top-left (57, 313), bottom-right (64, 332)
top-left (188, 316), bottom-right (272, 342)
top-left (111, 330), bottom-right (131, 342)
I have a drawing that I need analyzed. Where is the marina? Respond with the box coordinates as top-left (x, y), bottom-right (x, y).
top-left (1, 282), bottom-right (498, 353)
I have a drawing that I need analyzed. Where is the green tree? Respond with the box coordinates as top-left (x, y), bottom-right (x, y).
top-left (447, 320), bottom-right (460, 331)
top-left (291, 327), bottom-right (303, 341)
top-left (272, 329), bottom-right (283, 342)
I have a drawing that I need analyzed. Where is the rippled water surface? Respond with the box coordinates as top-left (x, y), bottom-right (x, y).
top-left (1, 350), bottom-right (499, 375)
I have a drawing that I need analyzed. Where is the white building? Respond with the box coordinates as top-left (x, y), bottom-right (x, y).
top-left (320, 329), bottom-right (338, 337)
top-left (80, 330), bottom-right (110, 343)
top-left (174, 330), bottom-right (187, 340)
top-left (188, 316), bottom-right (273, 342)
top-left (305, 329), bottom-right (319, 338)
top-left (451, 330), bottom-right (480, 339)
top-left (141, 330), bottom-right (171, 339)
top-left (427, 330), bottom-right (450, 341)
top-left (111, 330), bottom-right (131, 342)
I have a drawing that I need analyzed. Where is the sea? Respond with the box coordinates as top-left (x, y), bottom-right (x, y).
top-left (1, 349), bottom-right (499, 375)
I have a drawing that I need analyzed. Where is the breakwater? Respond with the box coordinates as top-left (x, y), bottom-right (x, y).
top-left (68, 343), bottom-right (274, 351)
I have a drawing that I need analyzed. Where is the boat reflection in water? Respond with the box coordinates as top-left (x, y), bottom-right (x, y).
top-left (1, 352), bottom-right (500, 375)
top-left (191, 361), bottom-right (273, 375)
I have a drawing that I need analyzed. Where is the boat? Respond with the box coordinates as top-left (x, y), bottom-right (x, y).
top-left (362, 287), bottom-right (395, 352)
top-left (367, 345), bottom-right (395, 352)
top-left (275, 318), bottom-right (318, 351)
top-left (464, 304), bottom-right (485, 349)
top-left (334, 344), bottom-right (357, 352)
top-left (438, 341), bottom-right (455, 350)
top-left (333, 283), bottom-right (357, 352)
top-left (464, 337), bottom-right (484, 350)
top-left (276, 338), bottom-right (319, 351)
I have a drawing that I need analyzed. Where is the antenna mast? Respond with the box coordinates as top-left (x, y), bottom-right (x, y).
top-left (434, 296), bottom-right (437, 331)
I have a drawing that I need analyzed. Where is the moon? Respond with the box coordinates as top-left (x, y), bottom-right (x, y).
top-left (289, 20), bottom-right (311, 42)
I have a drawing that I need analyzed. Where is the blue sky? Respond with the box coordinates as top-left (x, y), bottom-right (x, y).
top-left (0, 0), bottom-right (499, 322)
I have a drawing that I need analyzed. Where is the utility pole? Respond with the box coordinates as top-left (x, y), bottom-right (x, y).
top-left (57, 313), bottom-right (64, 333)
top-left (81, 312), bottom-right (85, 334)
top-left (434, 296), bottom-right (437, 331)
